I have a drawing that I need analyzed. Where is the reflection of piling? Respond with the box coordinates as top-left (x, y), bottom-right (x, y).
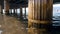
top-left (28, 0), bottom-right (53, 34)
top-left (0, 30), bottom-right (3, 34)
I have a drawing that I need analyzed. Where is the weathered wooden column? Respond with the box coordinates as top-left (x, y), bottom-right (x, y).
top-left (10, 9), bottom-right (12, 15)
top-left (28, 0), bottom-right (53, 34)
top-left (0, 0), bottom-right (3, 14)
top-left (24, 0), bottom-right (27, 19)
top-left (4, 0), bottom-right (10, 15)
top-left (14, 8), bottom-right (15, 15)
top-left (24, 7), bottom-right (26, 18)
top-left (20, 6), bottom-right (23, 19)
top-left (15, 6), bottom-right (17, 16)
top-left (11, 9), bottom-right (12, 14)
top-left (13, 8), bottom-right (16, 16)
top-left (0, 5), bottom-right (2, 14)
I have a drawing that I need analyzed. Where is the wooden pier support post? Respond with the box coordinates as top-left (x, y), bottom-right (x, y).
top-left (10, 9), bottom-right (12, 15)
top-left (15, 9), bottom-right (17, 15)
top-left (4, 0), bottom-right (10, 15)
top-left (0, 5), bottom-right (2, 14)
top-left (25, 7), bottom-right (26, 18)
top-left (28, 0), bottom-right (53, 34)
top-left (0, 1), bottom-right (3, 14)
top-left (14, 8), bottom-right (15, 14)
top-left (13, 8), bottom-right (16, 16)
top-left (9, 9), bottom-right (11, 15)
top-left (20, 7), bottom-right (23, 19)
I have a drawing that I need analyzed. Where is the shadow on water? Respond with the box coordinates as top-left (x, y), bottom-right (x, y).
top-left (49, 16), bottom-right (60, 34)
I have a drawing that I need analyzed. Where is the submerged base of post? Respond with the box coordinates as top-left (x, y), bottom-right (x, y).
top-left (28, 20), bottom-right (52, 34)
top-left (28, 28), bottom-right (49, 34)
top-left (5, 11), bottom-right (10, 15)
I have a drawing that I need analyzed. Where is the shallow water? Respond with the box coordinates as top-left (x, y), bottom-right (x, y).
top-left (52, 16), bottom-right (60, 26)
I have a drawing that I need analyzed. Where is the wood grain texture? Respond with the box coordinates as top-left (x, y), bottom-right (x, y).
top-left (28, 0), bottom-right (53, 34)
top-left (4, 0), bottom-right (10, 14)
top-left (28, 0), bottom-right (53, 23)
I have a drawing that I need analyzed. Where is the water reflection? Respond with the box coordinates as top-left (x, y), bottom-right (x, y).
top-left (52, 3), bottom-right (60, 27)
top-left (52, 17), bottom-right (60, 26)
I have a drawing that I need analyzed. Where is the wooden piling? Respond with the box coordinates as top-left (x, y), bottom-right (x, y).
top-left (28, 0), bottom-right (53, 34)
